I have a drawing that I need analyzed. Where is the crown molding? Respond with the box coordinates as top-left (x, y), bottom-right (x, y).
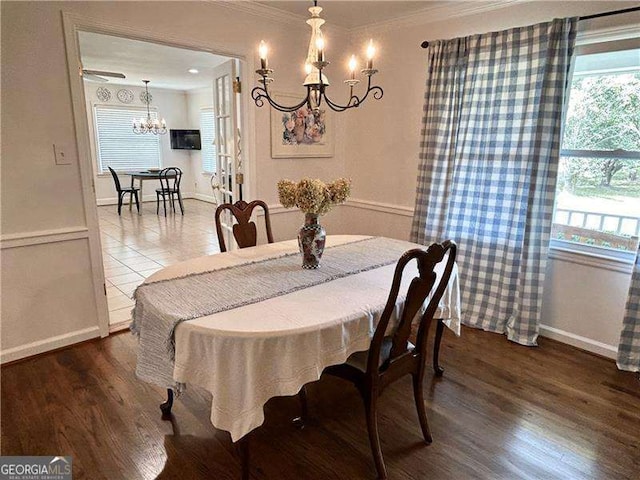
top-left (577, 23), bottom-right (640, 44)
top-left (211, 0), bottom-right (348, 36)
top-left (350, 0), bottom-right (530, 35)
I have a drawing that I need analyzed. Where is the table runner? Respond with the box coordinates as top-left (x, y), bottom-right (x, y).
top-left (132, 237), bottom-right (413, 389)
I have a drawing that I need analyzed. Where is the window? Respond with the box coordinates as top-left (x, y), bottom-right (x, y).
top-left (553, 45), bottom-right (640, 253)
top-left (200, 108), bottom-right (216, 173)
top-left (94, 105), bottom-right (161, 173)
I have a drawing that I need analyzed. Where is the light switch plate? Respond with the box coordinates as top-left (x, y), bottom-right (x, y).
top-left (53, 144), bottom-right (72, 165)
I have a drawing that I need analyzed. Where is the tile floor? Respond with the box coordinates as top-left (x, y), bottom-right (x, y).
top-left (99, 199), bottom-right (221, 327)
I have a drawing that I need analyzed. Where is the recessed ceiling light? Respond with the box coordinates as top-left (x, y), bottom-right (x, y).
top-left (188, 68), bottom-right (199, 74)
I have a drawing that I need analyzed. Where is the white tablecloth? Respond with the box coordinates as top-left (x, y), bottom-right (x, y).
top-left (144, 235), bottom-right (461, 441)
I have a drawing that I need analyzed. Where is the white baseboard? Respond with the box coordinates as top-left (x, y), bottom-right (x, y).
top-left (96, 193), bottom-right (197, 206)
top-left (192, 193), bottom-right (218, 204)
top-left (1, 326), bottom-right (101, 364)
top-left (539, 325), bottom-right (617, 359)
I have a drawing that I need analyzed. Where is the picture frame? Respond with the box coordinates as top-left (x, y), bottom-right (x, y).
top-left (270, 92), bottom-right (334, 158)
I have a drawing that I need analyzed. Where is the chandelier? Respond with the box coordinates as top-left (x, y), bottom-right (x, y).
top-left (132, 80), bottom-right (167, 135)
top-left (251, 0), bottom-right (383, 113)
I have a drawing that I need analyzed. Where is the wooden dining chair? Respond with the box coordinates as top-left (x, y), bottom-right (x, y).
top-left (214, 200), bottom-right (274, 252)
top-left (108, 167), bottom-right (139, 215)
top-left (156, 167), bottom-right (184, 216)
top-left (323, 240), bottom-right (457, 479)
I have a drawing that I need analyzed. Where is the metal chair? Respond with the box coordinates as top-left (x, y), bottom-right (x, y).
top-left (156, 167), bottom-right (184, 216)
top-left (214, 200), bottom-right (274, 252)
top-left (108, 167), bottom-right (139, 215)
top-left (322, 241), bottom-right (457, 479)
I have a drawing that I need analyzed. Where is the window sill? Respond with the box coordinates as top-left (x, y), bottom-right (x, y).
top-left (548, 239), bottom-right (635, 274)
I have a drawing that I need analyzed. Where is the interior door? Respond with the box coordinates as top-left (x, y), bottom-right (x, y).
top-left (212, 59), bottom-right (241, 250)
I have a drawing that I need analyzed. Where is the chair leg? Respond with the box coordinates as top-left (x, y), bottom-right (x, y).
top-left (433, 320), bottom-right (445, 376)
top-left (133, 191), bottom-right (140, 214)
top-left (170, 192), bottom-right (176, 213)
top-left (364, 393), bottom-right (387, 480)
top-left (412, 372), bottom-right (433, 444)
top-left (162, 193), bottom-right (167, 217)
top-left (117, 192), bottom-right (123, 216)
top-left (160, 388), bottom-right (174, 417)
top-left (177, 191), bottom-right (184, 215)
top-left (156, 192), bottom-right (160, 215)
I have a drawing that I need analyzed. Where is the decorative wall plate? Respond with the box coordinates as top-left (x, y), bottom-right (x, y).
top-left (96, 87), bottom-right (111, 102)
top-left (117, 89), bottom-right (134, 104)
top-left (140, 91), bottom-right (153, 105)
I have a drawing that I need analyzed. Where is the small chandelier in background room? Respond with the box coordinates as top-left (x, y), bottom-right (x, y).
top-left (132, 80), bottom-right (167, 135)
top-left (251, 0), bottom-right (383, 114)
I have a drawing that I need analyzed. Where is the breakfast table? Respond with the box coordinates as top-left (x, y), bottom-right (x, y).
top-left (127, 170), bottom-right (176, 211)
top-left (131, 235), bottom-right (461, 475)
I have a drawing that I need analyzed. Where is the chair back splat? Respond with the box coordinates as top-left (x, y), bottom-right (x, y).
top-left (368, 241), bottom-right (457, 380)
top-left (215, 200), bottom-right (274, 252)
top-left (108, 166), bottom-right (123, 193)
top-left (159, 167), bottom-right (182, 193)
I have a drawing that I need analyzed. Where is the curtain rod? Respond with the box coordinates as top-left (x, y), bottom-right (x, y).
top-left (420, 5), bottom-right (640, 48)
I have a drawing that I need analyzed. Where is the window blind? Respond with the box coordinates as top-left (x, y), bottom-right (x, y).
top-left (200, 108), bottom-right (216, 173)
top-left (94, 106), bottom-right (161, 173)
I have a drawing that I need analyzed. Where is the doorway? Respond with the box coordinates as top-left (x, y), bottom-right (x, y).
top-left (64, 19), bottom-right (250, 334)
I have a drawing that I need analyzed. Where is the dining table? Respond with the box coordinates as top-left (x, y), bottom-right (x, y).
top-left (131, 234), bottom-right (461, 477)
top-left (127, 170), bottom-right (176, 211)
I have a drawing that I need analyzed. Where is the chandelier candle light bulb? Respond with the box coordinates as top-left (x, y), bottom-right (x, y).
top-left (348, 55), bottom-right (358, 80)
top-left (366, 40), bottom-right (376, 70)
top-left (259, 40), bottom-right (268, 70)
top-left (316, 36), bottom-right (325, 62)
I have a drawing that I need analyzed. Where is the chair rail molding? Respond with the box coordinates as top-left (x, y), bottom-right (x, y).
top-left (0, 227), bottom-right (89, 249)
top-left (345, 198), bottom-right (414, 217)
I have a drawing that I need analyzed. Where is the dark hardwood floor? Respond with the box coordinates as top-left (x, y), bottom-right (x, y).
top-left (2, 326), bottom-right (639, 479)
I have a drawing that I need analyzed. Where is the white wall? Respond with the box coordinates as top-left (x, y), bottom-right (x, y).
top-left (186, 86), bottom-right (216, 201)
top-left (83, 83), bottom-right (193, 204)
top-left (338, 1), bottom-right (640, 357)
top-left (0, 1), bottom-right (349, 362)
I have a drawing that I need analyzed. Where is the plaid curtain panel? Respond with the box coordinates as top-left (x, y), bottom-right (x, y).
top-left (411, 18), bottom-right (577, 345)
top-left (617, 247), bottom-right (640, 372)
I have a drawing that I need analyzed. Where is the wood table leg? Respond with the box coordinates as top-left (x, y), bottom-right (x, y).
top-left (433, 319), bottom-right (445, 377)
top-left (139, 178), bottom-right (144, 211)
top-left (292, 385), bottom-right (308, 429)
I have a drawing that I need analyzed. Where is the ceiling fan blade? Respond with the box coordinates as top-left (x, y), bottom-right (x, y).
top-left (83, 73), bottom-right (109, 83)
top-left (82, 69), bottom-right (126, 79)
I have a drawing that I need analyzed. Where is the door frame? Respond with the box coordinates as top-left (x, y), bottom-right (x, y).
top-left (61, 11), bottom-right (256, 336)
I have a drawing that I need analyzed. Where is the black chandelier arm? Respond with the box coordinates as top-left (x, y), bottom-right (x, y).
top-left (322, 77), bottom-right (384, 112)
top-left (355, 75), bottom-right (384, 104)
top-left (322, 93), bottom-right (361, 112)
top-left (251, 83), bottom-right (312, 113)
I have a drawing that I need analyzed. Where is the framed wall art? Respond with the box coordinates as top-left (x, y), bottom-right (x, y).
top-left (270, 92), bottom-right (334, 158)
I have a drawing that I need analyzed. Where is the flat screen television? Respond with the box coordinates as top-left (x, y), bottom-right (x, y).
top-left (170, 129), bottom-right (201, 150)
